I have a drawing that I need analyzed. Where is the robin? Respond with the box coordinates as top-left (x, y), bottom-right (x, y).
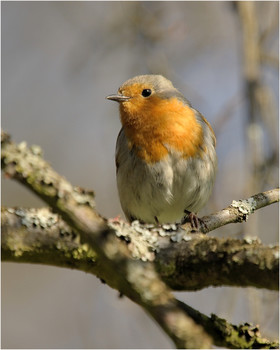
top-left (107, 75), bottom-right (217, 227)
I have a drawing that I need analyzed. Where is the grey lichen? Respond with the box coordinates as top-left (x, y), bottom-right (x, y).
top-left (108, 219), bottom-right (157, 261)
top-left (18, 141), bottom-right (27, 151)
top-left (108, 219), bottom-right (195, 261)
top-left (72, 186), bottom-right (95, 208)
top-left (231, 198), bottom-right (257, 221)
top-left (30, 144), bottom-right (43, 156)
top-left (244, 236), bottom-right (261, 244)
top-left (14, 207), bottom-right (59, 229)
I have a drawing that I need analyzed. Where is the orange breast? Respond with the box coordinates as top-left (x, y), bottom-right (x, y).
top-left (120, 96), bottom-right (204, 163)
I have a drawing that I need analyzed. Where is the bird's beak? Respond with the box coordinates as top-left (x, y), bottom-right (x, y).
top-left (106, 94), bottom-right (131, 102)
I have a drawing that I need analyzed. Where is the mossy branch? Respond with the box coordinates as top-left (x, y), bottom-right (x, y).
top-left (2, 130), bottom-right (279, 348)
top-left (2, 209), bottom-right (279, 349)
top-left (1, 131), bottom-right (212, 348)
top-left (2, 206), bottom-right (279, 291)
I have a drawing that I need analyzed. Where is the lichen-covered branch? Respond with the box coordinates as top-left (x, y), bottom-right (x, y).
top-left (2, 207), bottom-right (279, 291)
top-left (1, 130), bottom-right (212, 348)
top-left (182, 188), bottom-right (279, 234)
top-left (178, 301), bottom-right (279, 349)
top-left (1, 207), bottom-right (99, 273)
top-left (2, 210), bottom-right (278, 349)
top-left (2, 130), bottom-right (279, 348)
top-left (156, 235), bottom-right (279, 291)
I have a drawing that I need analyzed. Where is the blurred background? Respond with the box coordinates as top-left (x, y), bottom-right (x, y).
top-left (2, 1), bottom-right (279, 348)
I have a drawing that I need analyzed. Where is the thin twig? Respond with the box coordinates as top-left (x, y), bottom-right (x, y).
top-left (192, 188), bottom-right (279, 234)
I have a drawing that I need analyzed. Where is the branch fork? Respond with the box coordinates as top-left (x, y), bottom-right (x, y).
top-left (2, 130), bottom-right (279, 349)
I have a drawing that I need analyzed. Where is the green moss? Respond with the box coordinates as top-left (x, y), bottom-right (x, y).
top-left (156, 258), bottom-right (176, 277)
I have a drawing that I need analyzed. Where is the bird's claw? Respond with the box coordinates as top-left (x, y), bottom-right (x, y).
top-left (182, 211), bottom-right (207, 232)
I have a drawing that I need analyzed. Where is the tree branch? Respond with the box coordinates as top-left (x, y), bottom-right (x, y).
top-left (1, 130), bottom-right (212, 348)
top-left (2, 129), bottom-right (279, 348)
top-left (1, 207), bottom-right (99, 273)
top-left (2, 206), bottom-right (279, 291)
top-left (2, 209), bottom-right (278, 349)
top-left (187, 188), bottom-right (279, 234)
top-left (179, 301), bottom-right (279, 349)
top-left (156, 234), bottom-right (279, 291)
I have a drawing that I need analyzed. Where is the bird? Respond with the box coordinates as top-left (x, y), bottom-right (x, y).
top-left (106, 74), bottom-right (217, 228)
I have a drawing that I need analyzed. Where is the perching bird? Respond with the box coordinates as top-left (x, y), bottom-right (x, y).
top-left (107, 74), bottom-right (217, 227)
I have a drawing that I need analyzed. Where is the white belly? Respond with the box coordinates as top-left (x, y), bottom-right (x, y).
top-left (116, 140), bottom-right (217, 224)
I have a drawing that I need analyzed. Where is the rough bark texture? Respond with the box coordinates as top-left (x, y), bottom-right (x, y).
top-left (2, 207), bottom-right (278, 291)
top-left (2, 129), bottom-right (279, 349)
top-left (156, 236), bottom-right (279, 291)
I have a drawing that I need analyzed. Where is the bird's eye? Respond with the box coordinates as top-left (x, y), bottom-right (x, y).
top-left (141, 89), bottom-right (152, 97)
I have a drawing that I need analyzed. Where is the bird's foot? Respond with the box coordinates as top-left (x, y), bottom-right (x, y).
top-left (182, 210), bottom-right (207, 232)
